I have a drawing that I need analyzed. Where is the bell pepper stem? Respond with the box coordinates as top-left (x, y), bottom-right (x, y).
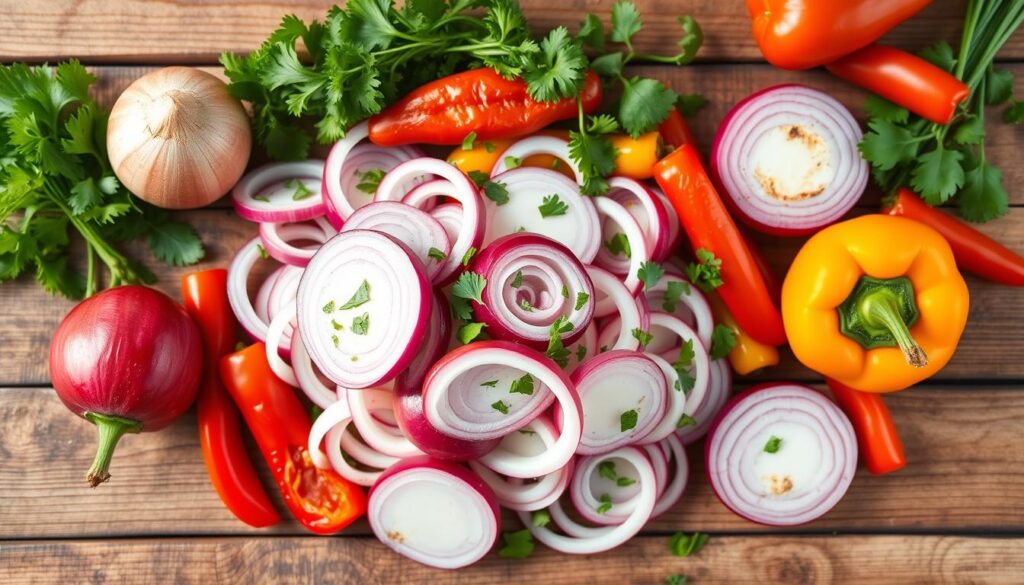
top-left (858, 290), bottom-right (928, 368)
top-left (84, 412), bottom-right (142, 487)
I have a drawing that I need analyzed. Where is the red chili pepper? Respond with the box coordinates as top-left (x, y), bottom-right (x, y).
top-left (368, 69), bottom-right (602, 146)
top-left (658, 107), bottom-right (699, 151)
top-left (747, 0), bottom-right (932, 70)
top-left (182, 270), bottom-right (280, 528)
top-left (654, 144), bottom-right (786, 346)
top-left (826, 44), bottom-right (969, 125)
top-left (826, 378), bottom-right (907, 475)
top-left (219, 344), bottom-right (367, 534)
top-left (884, 188), bottom-right (1024, 286)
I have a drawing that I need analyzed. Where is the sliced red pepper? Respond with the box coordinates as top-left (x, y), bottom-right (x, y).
top-left (219, 344), bottom-right (367, 534)
top-left (654, 144), bottom-right (786, 346)
top-left (182, 270), bottom-right (280, 528)
top-left (658, 107), bottom-right (699, 152)
top-left (826, 44), bottom-right (969, 125)
top-left (826, 378), bottom-right (907, 475)
top-left (368, 69), bottom-right (602, 146)
top-left (884, 188), bottom-right (1024, 286)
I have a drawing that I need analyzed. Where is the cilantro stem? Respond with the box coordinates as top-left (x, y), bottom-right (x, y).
top-left (85, 241), bottom-right (96, 298)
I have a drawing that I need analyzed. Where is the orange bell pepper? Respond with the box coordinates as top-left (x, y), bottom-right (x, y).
top-left (782, 215), bottom-right (969, 393)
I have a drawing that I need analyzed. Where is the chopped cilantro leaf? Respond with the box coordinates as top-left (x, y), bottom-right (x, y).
top-left (452, 271), bottom-right (487, 304)
top-left (620, 409), bottom-right (638, 432)
top-left (351, 313), bottom-right (370, 335)
top-left (509, 374), bottom-right (534, 395)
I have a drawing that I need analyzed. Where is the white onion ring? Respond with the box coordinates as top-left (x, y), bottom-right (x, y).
top-left (470, 415), bottom-right (572, 508)
top-left (290, 331), bottom-right (337, 408)
top-left (594, 178), bottom-right (670, 273)
top-left (491, 135), bottom-right (582, 182)
top-left (258, 221), bottom-right (331, 268)
top-left (308, 398), bottom-right (386, 486)
top-left (637, 353), bottom-right (687, 445)
top-left (651, 433), bottom-right (688, 518)
top-left (347, 386), bottom-right (425, 458)
top-left (340, 201), bottom-right (452, 283)
top-left (643, 272), bottom-right (714, 352)
top-left (265, 303), bottom-right (298, 387)
top-left (586, 265), bottom-right (649, 347)
top-left (593, 196), bottom-right (647, 301)
top-left (232, 160), bottom-right (325, 223)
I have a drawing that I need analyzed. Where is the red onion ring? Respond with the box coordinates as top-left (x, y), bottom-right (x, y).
top-left (308, 398), bottom-right (385, 486)
top-left (650, 433), bottom-right (688, 517)
top-left (258, 220), bottom-right (331, 268)
top-left (491, 135), bottom-right (581, 182)
top-left (347, 386), bottom-right (425, 458)
top-left (232, 160), bottom-right (325, 223)
top-left (711, 84), bottom-right (868, 236)
top-left (290, 330), bottom-right (337, 408)
top-left (643, 272), bottom-right (714, 352)
top-left (593, 196), bottom-right (647, 296)
top-left (565, 322), bottom-right (598, 375)
top-left (678, 359), bottom-right (732, 445)
top-left (228, 238), bottom-right (279, 344)
top-left (586, 265), bottom-right (650, 347)
top-left (470, 415), bottom-right (573, 508)
top-left (265, 303), bottom-right (298, 386)
top-left (594, 178), bottom-right (670, 273)
top-left (637, 353), bottom-right (687, 445)
top-left (297, 230), bottom-right (431, 388)
top-left (340, 201), bottom-right (452, 283)
top-left (569, 449), bottom-right (654, 525)
top-left (706, 383), bottom-right (857, 526)
top-left (652, 187), bottom-right (682, 254)
top-left (429, 201), bottom-right (464, 247)
top-left (469, 233), bottom-right (594, 348)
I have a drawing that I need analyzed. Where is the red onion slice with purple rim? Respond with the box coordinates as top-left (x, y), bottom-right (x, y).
top-left (711, 84), bottom-right (868, 236)
top-left (636, 353), bottom-right (688, 445)
top-left (340, 201), bottom-right (452, 283)
top-left (594, 178), bottom-right (670, 274)
top-left (258, 220), bottom-right (332, 268)
top-left (308, 398), bottom-right (386, 486)
top-left (348, 386), bottom-right (425, 458)
top-left (290, 331), bottom-right (337, 408)
top-left (232, 160), bottom-right (325, 223)
top-left (490, 135), bottom-right (582, 182)
top-left (593, 196), bottom-right (647, 298)
top-left (482, 168), bottom-right (601, 263)
top-left (651, 433), bottom-right (689, 517)
top-left (652, 187), bottom-right (682, 254)
top-left (706, 383), bottom-right (857, 526)
top-left (429, 201), bottom-right (464, 247)
top-left (422, 341), bottom-right (582, 476)
top-left (297, 229), bottom-right (431, 388)
top-left (643, 272), bottom-right (714, 351)
top-left (565, 322), bottom-right (598, 375)
top-left (369, 456), bottom-right (500, 569)
top-left (586, 265), bottom-right (650, 346)
top-left (678, 359), bottom-right (732, 445)
top-left (228, 238), bottom-right (279, 344)
top-left (469, 233), bottom-right (594, 348)
top-left (569, 449), bottom-right (655, 526)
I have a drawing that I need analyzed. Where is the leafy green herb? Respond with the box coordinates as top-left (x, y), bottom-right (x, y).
top-left (620, 409), bottom-right (638, 432)
top-left (449, 295), bottom-right (474, 321)
top-left (287, 179), bottom-right (313, 200)
top-left (462, 131), bottom-right (477, 151)
top-left (538, 194), bottom-right (569, 217)
top-left (492, 400), bottom-right (510, 415)
top-left (638, 260), bottom-right (664, 291)
top-left (672, 339), bottom-right (696, 394)
top-left (484, 141), bottom-right (497, 153)
top-left (676, 414), bottom-right (697, 428)
top-left (351, 312), bottom-right (370, 335)
top-left (483, 180), bottom-right (510, 205)
top-left (598, 460), bottom-right (617, 480)
top-left (764, 435), bottom-right (782, 453)
top-left (709, 324), bottom-right (737, 360)
top-left (666, 575), bottom-right (688, 585)
top-left (339, 279), bottom-right (372, 310)
top-left (355, 168), bottom-right (386, 194)
top-left (676, 93), bottom-right (707, 117)
top-left (480, 379), bottom-right (499, 388)
top-left (510, 270), bottom-right (523, 288)
top-left (452, 271), bottom-right (487, 303)
top-left (575, 291), bottom-right (590, 310)
top-left (596, 492), bottom-right (613, 514)
top-left (467, 170), bottom-right (490, 188)
top-left (518, 298), bottom-right (535, 312)
top-left (561, 284), bottom-right (569, 298)
top-left (322, 300), bottom-right (336, 314)
top-left (617, 476), bottom-right (636, 487)
top-left (457, 321), bottom-right (487, 344)
top-left (257, 244), bottom-right (270, 259)
top-left (686, 249), bottom-right (723, 292)
top-left (498, 529), bottom-right (534, 559)
top-left (605, 232), bottom-right (631, 258)
top-left (331, 319), bottom-right (344, 331)
top-left (331, 334), bottom-right (340, 348)
top-left (669, 532), bottom-right (709, 557)
top-left (631, 328), bottom-right (653, 347)
top-left (531, 509), bottom-right (551, 528)
top-left (462, 246), bottom-right (477, 266)
top-left (428, 247), bottom-right (447, 261)
top-left (545, 315), bottom-right (575, 367)
top-left (504, 155), bottom-right (523, 169)
top-left (576, 344), bottom-right (587, 362)
top-left (662, 280), bottom-right (690, 313)
top-left (509, 373), bottom-right (534, 395)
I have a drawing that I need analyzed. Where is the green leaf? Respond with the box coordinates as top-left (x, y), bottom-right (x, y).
top-left (669, 531), bottom-right (709, 557)
top-left (264, 122), bottom-right (313, 161)
top-left (619, 77), bottom-right (677, 138)
top-left (858, 119), bottom-right (920, 171)
top-left (666, 575), bottom-right (688, 585)
top-left (662, 280), bottom-right (690, 313)
top-left (598, 460), bottom-right (617, 480)
top-left (911, 147), bottom-right (965, 205)
top-left (449, 295), bottom-right (473, 321)
top-left (631, 328), bottom-right (653, 347)
top-left (686, 249), bottom-right (723, 292)
top-left (522, 26), bottom-right (587, 102)
top-left (480, 379), bottom-right (499, 388)
top-left (590, 52), bottom-right (623, 78)
top-left (620, 409), bottom-right (638, 432)
top-left (55, 60), bottom-right (95, 103)
top-left (610, 0), bottom-right (642, 45)
top-left (538, 194), bottom-right (569, 217)
top-left (518, 298), bottom-right (534, 312)
top-left (531, 509), bottom-right (551, 528)
top-left (457, 321), bottom-right (487, 344)
top-left (482, 181), bottom-right (509, 205)
top-left (1003, 100), bottom-right (1024, 124)
top-left (764, 435), bottom-right (782, 453)
top-left (339, 279), bottom-right (372, 310)
top-left (34, 254), bottom-right (85, 299)
top-left (596, 492), bottom-right (613, 514)
top-left (676, 413), bottom-right (697, 428)
top-left (491, 400), bottom-right (510, 414)
top-left (355, 168), bottom-right (386, 194)
top-left (952, 116), bottom-right (984, 145)
top-left (577, 13), bottom-right (605, 50)
top-left (575, 291), bottom-right (590, 310)
top-left (568, 131), bottom-right (616, 195)
top-left (509, 373), bottom-right (534, 395)
top-left (605, 232), bottom-right (631, 258)
top-left (461, 131), bottom-right (477, 151)
top-left (147, 220), bottom-right (204, 266)
top-left (958, 161), bottom-right (1008, 222)
top-left (467, 170), bottom-right (490, 188)
top-left (288, 179), bottom-right (314, 200)
top-left (674, 15), bottom-right (703, 64)
top-left (510, 270), bottom-right (523, 288)
top-left (68, 178), bottom-right (104, 215)
top-left (452, 271), bottom-right (487, 304)
top-left (545, 315), bottom-right (574, 367)
top-left (462, 246), bottom-right (477, 266)
top-left (864, 95), bottom-right (909, 123)
top-left (918, 41), bottom-right (955, 72)
top-left (498, 529), bottom-right (534, 559)
top-left (637, 260), bottom-right (663, 291)
top-left (428, 247), bottom-right (447, 262)
top-left (344, 0), bottom-right (398, 50)
top-left (675, 93), bottom-right (707, 117)
top-left (986, 68), bottom-right (1014, 105)
top-left (586, 114), bottom-right (620, 135)
top-left (709, 324), bottom-right (737, 360)
top-left (351, 312), bottom-right (370, 335)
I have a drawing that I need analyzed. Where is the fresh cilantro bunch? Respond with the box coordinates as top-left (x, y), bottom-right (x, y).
top-left (859, 1), bottom-right (1024, 222)
top-left (0, 61), bottom-right (204, 299)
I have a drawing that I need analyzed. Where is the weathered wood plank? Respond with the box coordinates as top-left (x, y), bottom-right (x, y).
top-left (1, 535), bottom-right (1021, 584)
top-left (2, 386), bottom-right (1022, 538)
top-left (0, 0), bottom-right (1019, 64)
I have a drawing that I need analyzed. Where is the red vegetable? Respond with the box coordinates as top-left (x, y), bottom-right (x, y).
top-left (826, 378), bottom-right (907, 475)
top-left (49, 286), bottom-right (203, 487)
top-left (658, 107), bottom-right (698, 151)
top-left (182, 270), bottom-right (281, 528)
top-left (368, 68), bottom-right (602, 146)
top-left (826, 44), bottom-right (970, 125)
top-left (885, 188), bottom-right (1024, 286)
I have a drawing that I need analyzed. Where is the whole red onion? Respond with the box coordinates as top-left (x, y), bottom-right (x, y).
top-left (49, 285), bottom-right (203, 487)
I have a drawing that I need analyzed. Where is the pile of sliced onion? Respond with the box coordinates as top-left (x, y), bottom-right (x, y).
top-left (711, 84), bottom-right (868, 236)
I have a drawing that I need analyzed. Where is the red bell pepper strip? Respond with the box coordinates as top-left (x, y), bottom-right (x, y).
top-left (182, 270), bottom-right (280, 528)
top-left (827, 378), bottom-right (907, 475)
top-left (658, 107), bottom-right (698, 151)
top-left (747, 0), bottom-right (932, 70)
top-left (884, 188), bottom-right (1024, 286)
top-left (220, 344), bottom-right (367, 534)
top-left (368, 69), bottom-right (602, 146)
top-left (654, 144), bottom-right (786, 346)
top-left (826, 44), bottom-right (969, 125)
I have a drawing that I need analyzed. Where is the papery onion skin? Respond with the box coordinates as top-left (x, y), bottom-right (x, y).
top-left (107, 67), bottom-right (251, 209)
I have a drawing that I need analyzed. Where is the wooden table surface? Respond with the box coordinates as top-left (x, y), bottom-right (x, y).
top-left (2, 1), bottom-right (1023, 583)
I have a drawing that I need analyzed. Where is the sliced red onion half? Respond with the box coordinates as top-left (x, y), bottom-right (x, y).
top-left (482, 168), bottom-right (601, 263)
top-left (521, 446), bottom-right (655, 554)
top-left (706, 383), bottom-right (857, 526)
top-left (490, 135), bottom-right (582, 182)
top-left (380, 159), bottom-right (483, 282)
top-left (470, 233), bottom-right (594, 348)
top-left (559, 350), bottom-right (667, 455)
top-left (593, 197), bottom-right (647, 296)
top-left (711, 84), bottom-right (868, 236)
top-left (586, 265), bottom-right (650, 346)
top-left (321, 121), bottom-right (422, 226)
top-left (594, 178), bottom-right (670, 273)
top-left (678, 359), bottom-right (732, 445)
top-left (643, 272), bottom-right (714, 351)
top-left (297, 230), bottom-right (431, 388)
top-left (369, 456), bottom-right (500, 569)
top-left (348, 386), bottom-right (425, 458)
top-left (258, 220), bottom-right (332, 268)
top-left (422, 341), bottom-right (582, 476)
top-left (469, 415), bottom-right (572, 510)
top-left (232, 160), bottom-right (325, 223)
top-left (340, 201), bottom-right (452, 283)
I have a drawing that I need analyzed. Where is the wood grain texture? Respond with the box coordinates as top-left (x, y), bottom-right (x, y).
top-left (0, 0), bottom-right (1018, 64)
top-left (2, 386), bottom-right (1022, 538)
top-left (2, 535), bottom-right (1022, 584)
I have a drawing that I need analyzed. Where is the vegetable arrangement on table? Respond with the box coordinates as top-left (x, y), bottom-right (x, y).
top-left (30, 0), bottom-right (1024, 575)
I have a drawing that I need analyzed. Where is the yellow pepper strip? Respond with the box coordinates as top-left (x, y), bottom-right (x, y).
top-left (782, 214), bottom-right (969, 393)
top-left (707, 291), bottom-right (780, 375)
top-left (446, 132), bottom-right (662, 180)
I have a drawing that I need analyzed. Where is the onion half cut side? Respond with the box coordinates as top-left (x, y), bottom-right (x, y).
top-left (340, 201), bottom-right (452, 283)
top-left (297, 229), bottom-right (430, 388)
top-left (711, 84), bottom-right (868, 236)
top-left (232, 160), bottom-right (325, 223)
top-left (706, 383), bottom-right (857, 526)
top-left (369, 457), bottom-right (500, 569)
top-left (470, 233), bottom-right (594, 348)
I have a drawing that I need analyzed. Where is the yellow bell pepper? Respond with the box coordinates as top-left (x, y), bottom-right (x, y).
top-left (707, 292), bottom-right (780, 375)
top-left (782, 214), bottom-right (969, 393)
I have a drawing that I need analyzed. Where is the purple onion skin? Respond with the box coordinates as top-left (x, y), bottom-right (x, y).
top-left (49, 286), bottom-right (203, 486)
